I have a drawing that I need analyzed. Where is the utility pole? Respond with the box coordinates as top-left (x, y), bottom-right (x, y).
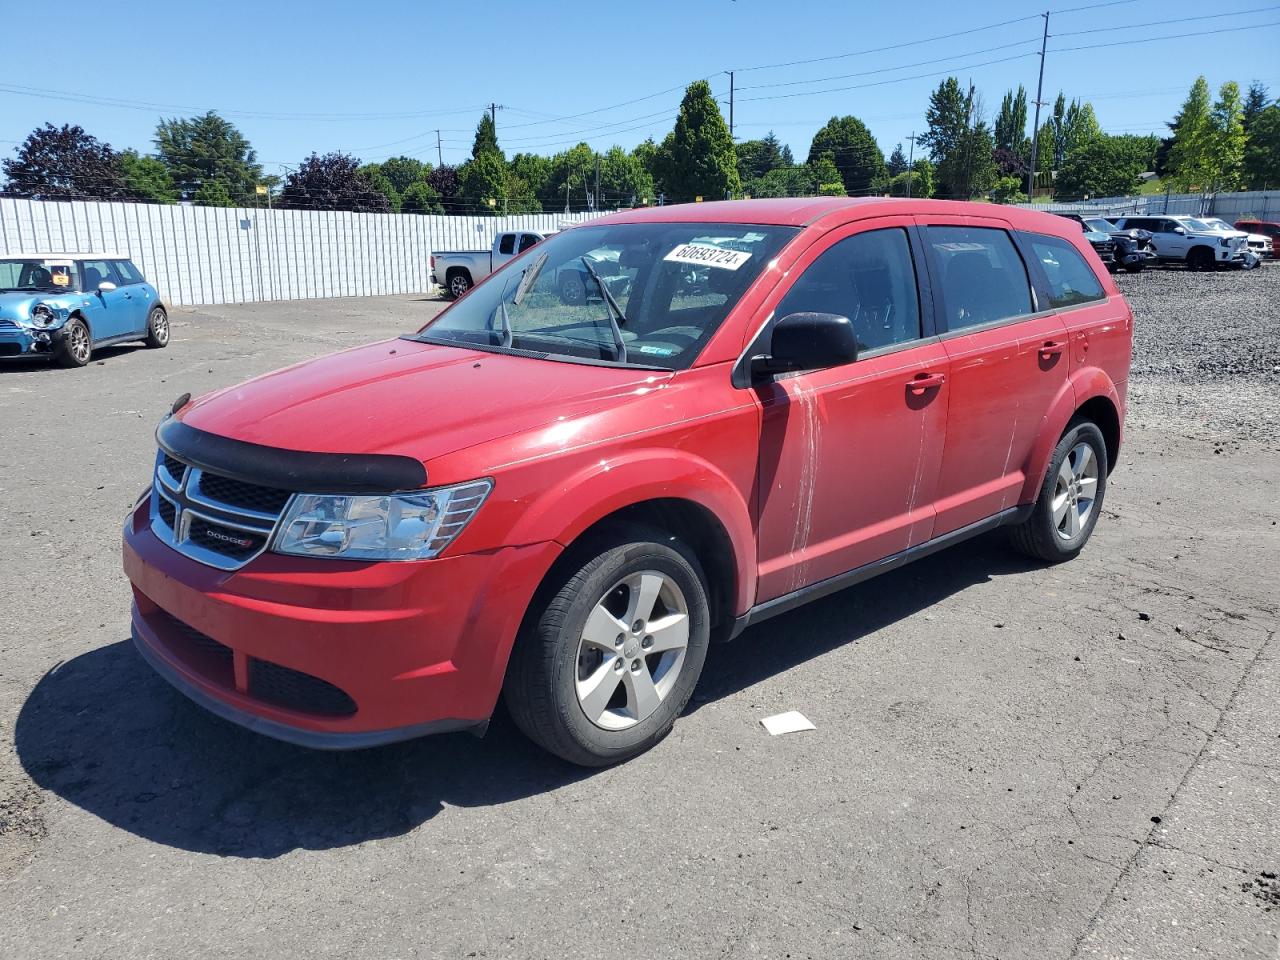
top-left (594, 155), bottom-right (601, 211)
top-left (1027, 10), bottom-right (1050, 200)
top-left (727, 71), bottom-right (735, 140)
top-left (435, 130), bottom-right (443, 167)
top-left (906, 132), bottom-right (917, 198)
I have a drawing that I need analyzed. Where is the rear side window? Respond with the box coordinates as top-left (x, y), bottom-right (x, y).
top-left (114, 260), bottom-right (144, 284)
top-left (498, 234), bottom-right (515, 255)
top-left (518, 234), bottom-right (540, 252)
top-left (925, 226), bottom-right (1032, 331)
top-left (774, 227), bottom-right (922, 353)
top-left (1026, 234), bottom-right (1106, 308)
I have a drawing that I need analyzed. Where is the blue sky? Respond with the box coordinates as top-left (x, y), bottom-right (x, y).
top-left (2, 0), bottom-right (1277, 175)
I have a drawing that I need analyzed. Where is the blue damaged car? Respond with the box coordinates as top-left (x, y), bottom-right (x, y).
top-left (0, 253), bottom-right (169, 367)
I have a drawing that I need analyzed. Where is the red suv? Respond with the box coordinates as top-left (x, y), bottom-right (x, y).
top-left (123, 198), bottom-right (1131, 766)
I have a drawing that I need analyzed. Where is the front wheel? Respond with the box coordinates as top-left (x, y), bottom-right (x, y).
top-left (504, 526), bottom-right (711, 766)
top-left (1123, 260), bottom-right (1145, 273)
top-left (144, 306), bottom-right (169, 348)
top-left (56, 317), bottom-right (92, 368)
top-left (1008, 419), bottom-right (1108, 563)
top-left (1187, 247), bottom-right (1215, 272)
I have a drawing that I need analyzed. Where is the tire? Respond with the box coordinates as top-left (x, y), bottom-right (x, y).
top-left (446, 271), bottom-right (471, 300)
top-left (1123, 260), bottom-right (1145, 274)
top-left (144, 306), bottom-right (169, 348)
top-left (1187, 247), bottom-right (1215, 272)
top-left (56, 317), bottom-right (92, 368)
top-left (1008, 418), bottom-right (1108, 563)
top-left (559, 271), bottom-right (585, 306)
top-left (504, 525), bottom-right (711, 766)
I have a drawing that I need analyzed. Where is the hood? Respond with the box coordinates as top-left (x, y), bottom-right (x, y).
top-left (178, 338), bottom-right (674, 465)
top-left (0, 292), bottom-right (41, 319)
top-left (1083, 230), bottom-right (1112, 244)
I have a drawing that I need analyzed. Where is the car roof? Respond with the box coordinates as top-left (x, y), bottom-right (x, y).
top-left (1, 252), bottom-right (130, 260)
top-left (588, 197), bottom-right (1087, 237)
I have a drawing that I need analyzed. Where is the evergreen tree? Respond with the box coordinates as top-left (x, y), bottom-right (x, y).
top-left (1211, 81), bottom-right (1246, 190)
top-left (1243, 104), bottom-right (1280, 189)
top-left (1242, 81), bottom-right (1271, 134)
top-left (994, 86), bottom-right (1029, 154)
top-left (920, 78), bottom-right (969, 164)
top-left (807, 152), bottom-right (845, 195)
top-left (599, 145), bottom-right (654, 207)
top-left (193, 180), bottom-right (235, 207)
top-left (472, 112), bottom-right (501, 160)
top-left (119, 150), bottom-right (178, 203)
top-left (400, 181), bottom-right (444, 214)
top-left (887, 143), bottom-right (908, 177)
top-left (807, 115), bottom-right (883, 195)
top-left (1167, 76), bottom-right (1217, 191)
top-left (154, 112), bottom-right (261, 203)
top-left (666, 80), bottom-right (740, 201)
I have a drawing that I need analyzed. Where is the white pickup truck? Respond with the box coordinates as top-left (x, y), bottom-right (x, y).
top-left (431, 230), bottom-right (547, 299)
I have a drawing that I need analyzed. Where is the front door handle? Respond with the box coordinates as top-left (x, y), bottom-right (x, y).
top-left (1039, 340), bottom-right (1066, 360)
top-left (907, 372), bottom-right (946, 395)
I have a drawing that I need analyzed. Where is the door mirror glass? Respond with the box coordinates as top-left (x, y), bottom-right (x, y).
top-left (752, 312), bottom-right (857, 379)
top-left (1173, 226), bottom-right (1186, 235)
top-left (97, 280), bottom-right (117, 292)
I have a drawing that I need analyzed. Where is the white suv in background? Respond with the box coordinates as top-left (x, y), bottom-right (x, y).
top-left (1200, 218), bottom-right (1272, 261)
top-left (1110, 215), bottom-right (1249, 270)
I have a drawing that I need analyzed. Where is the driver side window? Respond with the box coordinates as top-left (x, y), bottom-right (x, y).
top-left (774, 228), bottom-right (922, 353)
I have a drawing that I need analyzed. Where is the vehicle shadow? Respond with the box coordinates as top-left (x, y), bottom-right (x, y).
top-left (0, 343), bottom-right (144, 372)
top-left (14, 532), bottom-right (1037, 858)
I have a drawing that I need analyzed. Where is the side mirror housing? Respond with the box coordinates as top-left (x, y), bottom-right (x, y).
top-left (750, 312), bottom-right (857, 380)
top-left (1173, 226), bottom-right (1187, 235)
top-left (97, 280), bottom-right (117, 292)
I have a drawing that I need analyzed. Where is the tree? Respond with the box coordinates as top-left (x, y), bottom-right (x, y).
top-left (994, 86), bottom-right (1029, 155)
top-left (736, 131), bottom-right (789, 181)
top-left (193, 180), bottom-right (235, 207)
top-left (990, 176), bottom-right (1026, 204)
top-left (458, 151), bottom-right (510, 213)
top-left (938, 122), bottom-right (996, 198)
top-left (154, 111), bottom-right (261, 203)
top-left (378, 156), bottom-right (430, 195)
top-left (600, 145), bottom-right (653, 206)
top-left (665, 80), bottom-right (740, 201)
top-left (1, 124), bottom-right (134, 200)
top-left (360, 163), bottom-right (401, 212)
top-left (276, 152), bottom-right (391, 212)
top-left (887, 158), bottom-right (935, 198)
top-left (1054, 135), bottom-right (1148, 199)
top-left (807, 152), bottom-right (846, 195)
top-left (920, 78), bottom-right (969, 163)
top-left (1242, 81), bottom-right (1270, 134)
top-left (1167, 76), bottom-right (1216, 191)
top-left (1210, 81), bottom-right (1246, 190)
top-left (472, 112), bottom-right (501, 160)
top-left (743, 165), bottom-right (812, 198)
top-left (807, 115), bottom-right (884, 195)
top-left (887, 143), bottom-right (908, 177)
top-left (993, 147), bottom-right (1027, 179)
top-left (425, 164), bottom-right (461, 212)
top-left (119, 150), bottom-right (177, 203)
top-left (399, 181), bottom-right (444, 214)
top-left (547, 143), bottom-right (598, 211)
top-left (1243, 104), bottom-right (1280, 189)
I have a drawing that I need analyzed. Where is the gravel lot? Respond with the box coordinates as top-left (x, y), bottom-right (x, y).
top-left (1, 269), bottom-right (1277, 959)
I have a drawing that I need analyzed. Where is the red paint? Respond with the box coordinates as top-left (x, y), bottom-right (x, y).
top-left (123, 198), bottom-right (1132, 745)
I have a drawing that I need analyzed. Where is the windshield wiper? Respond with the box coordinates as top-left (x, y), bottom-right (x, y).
top-left (513, 252), bottom-right (548, 306)
top-left (579, 256), bottom-right (627, 363)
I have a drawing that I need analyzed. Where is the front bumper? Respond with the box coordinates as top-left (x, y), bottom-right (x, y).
top-left (122, 499), bottom-right (562, 748)
top-left (0, 322), bottom-right (59, 357)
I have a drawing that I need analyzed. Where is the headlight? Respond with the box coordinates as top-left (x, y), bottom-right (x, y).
top-left (29, 303), bottom-right (56, 327)
top-left (274, 480), bottom-right (493, 560)
top-left (1220, 237), bottom-right (1230, 247)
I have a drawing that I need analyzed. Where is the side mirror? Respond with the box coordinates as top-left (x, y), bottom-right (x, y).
top-left (97, 280), bottom-right (117, 292)
top-left (1173, 226), bottom-right (1187, 235)
top-left (750, 312), bottom-right (857, 380)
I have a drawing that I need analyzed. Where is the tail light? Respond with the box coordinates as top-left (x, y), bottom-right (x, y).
top-left (430, 255), bottom-right (436, 270)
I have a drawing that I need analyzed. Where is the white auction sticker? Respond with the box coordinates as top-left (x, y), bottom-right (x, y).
top-left (664, 242), bottom-right (753, 271)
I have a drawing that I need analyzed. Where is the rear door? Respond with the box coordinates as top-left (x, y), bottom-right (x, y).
top-left (753, 218), bottom-right (950, 600)
top-left (917, 220), bottom-right (1070, 535)
top-left (77, 260), bottom-right (132, 340)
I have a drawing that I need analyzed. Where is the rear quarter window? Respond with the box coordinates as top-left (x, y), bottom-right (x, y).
top-left (1025, 234), bottom-right (1106, 309)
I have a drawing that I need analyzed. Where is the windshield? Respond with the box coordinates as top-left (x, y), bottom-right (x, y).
top-left (0, 258), bottom-right (77, 293)
top-left (1181, 218), bottom-right (1214, 232)
top-left (413, 222), bottom-right (798, 369)
top-left (1202, 218), bottom-right (1235, 232)
top-left (1083, 218), bottom-right (1114, 234)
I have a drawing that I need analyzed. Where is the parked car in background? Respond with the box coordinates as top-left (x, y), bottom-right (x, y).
top-left (124, 198), bottom-right (1132, 766)
top-left (432, 231), bottom-right (546, 299)
top-left (1200, 218), bottom-right (1273, 261)
top-left (1110, 215), bottom-right (1249, 270)
top-left (1234, 220), bottom-right (1280, 258)
top-left (0, 254), bottom-right (169, 367)
top-left (1057, 214), bottom-right (1153, 273)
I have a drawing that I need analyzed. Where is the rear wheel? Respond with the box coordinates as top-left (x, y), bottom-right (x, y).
top-left (56, 317), bottom-right (91, 368)
top-left (1008, 419), bottom-right (1108, 563)
top-left (1187, 247), bottom-right (1215, 272)
top-left (504, 526), bottom-right (711, 766)
top-left (446, 271), bottom-right (471, 299)
top-left (144, 306), bottom-right (169, 348)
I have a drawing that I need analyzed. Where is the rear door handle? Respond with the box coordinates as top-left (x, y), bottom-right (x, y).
top-left (1039, 340), bottom-right (1065, 359)
top-left (907, 372), bottom-right (946, 395)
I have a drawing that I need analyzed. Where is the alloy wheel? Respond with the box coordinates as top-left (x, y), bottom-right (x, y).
top-left (450, 275), bottom-right (469, 298)
top-left (1052, 442), bottom-right (1099, 540)
top-left (152, 311), bottom-right (169, 345)
top-left (70, 323), bottom-right (90, 363)
top-left (574, 570), bottom-right (690, 731)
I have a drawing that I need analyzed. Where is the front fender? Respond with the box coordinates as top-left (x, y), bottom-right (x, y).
top-left (504, 448), bottom-right (757, 615)
top-left (1017, 366), bottom-right (1122, 504)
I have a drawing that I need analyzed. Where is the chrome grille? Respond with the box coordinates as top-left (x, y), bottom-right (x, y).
top-left (149, 450), bottom-right (293, 571)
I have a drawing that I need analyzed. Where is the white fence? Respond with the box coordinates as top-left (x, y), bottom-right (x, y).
top-left (1018, 189), bottom-right (1280, 221)
top-left (0, 198), bottom-right (607, 307)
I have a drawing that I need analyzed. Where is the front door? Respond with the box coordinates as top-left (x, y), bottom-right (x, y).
top-left (77, 260), bottom-right (132, 340)
top-left (754, 220), bottom-right (949, 602)
top-left (916, 220), bottom-right (1070, 535)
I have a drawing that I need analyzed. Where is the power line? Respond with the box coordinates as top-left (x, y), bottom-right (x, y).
top-left (1050, 18), bottom-right (1280, 52)
top-left (1051, 3), bottom-right (1280, 37)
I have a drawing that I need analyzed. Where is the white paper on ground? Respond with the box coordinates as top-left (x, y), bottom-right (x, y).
top-left (760, 711), bottom-right (816, 736)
